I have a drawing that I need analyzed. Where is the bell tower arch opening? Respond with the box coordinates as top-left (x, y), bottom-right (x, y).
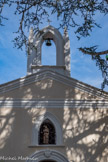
top-left (41, 40), bottom-right (56, 66)
top-left (27, 25), bottom-right (71, 76)
top-left (40, 30), bottom-right (61, 66)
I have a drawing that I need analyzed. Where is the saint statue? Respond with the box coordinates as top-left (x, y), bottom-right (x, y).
top-left (43, 125), bottom-right (49, 144)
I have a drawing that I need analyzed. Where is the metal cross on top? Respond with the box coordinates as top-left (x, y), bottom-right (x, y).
top-left (47, 19), bottom-right (52, 25)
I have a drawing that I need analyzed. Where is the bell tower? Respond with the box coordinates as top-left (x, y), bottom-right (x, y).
top-left (27, 25), bottom-right (71, 76)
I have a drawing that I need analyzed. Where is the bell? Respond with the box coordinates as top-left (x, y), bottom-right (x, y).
top-left (106, 55), bottom-right (108, 61)
top-left (46, 38), bottom-right (52, 46)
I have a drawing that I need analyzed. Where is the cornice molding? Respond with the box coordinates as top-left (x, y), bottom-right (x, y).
top-left (0, 70), bottom-right (108, 99)
top-left (0, 99), bottom-right (108, 108)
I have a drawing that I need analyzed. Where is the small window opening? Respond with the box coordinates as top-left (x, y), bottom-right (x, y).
top-left (39, 119), bottom-right (56, 145)
top-left (42, 41), bottom-right (56, 65)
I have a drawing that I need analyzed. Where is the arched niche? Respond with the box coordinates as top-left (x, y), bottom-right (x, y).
top-left (26, 149), bottom-right (69, 162)
top-left (31, 112), bottom-right (63, 146)
top-left (39, 119), bottom-right (56, 145)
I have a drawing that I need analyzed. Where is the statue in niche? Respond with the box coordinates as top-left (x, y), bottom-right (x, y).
top-left (43, 125), bottom-right (49, 144)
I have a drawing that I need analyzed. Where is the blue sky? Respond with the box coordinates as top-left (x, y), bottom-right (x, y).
top-left (0, 5), bottom-right (108, 92)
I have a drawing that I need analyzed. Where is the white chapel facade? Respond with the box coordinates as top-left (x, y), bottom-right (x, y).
top-left (0, 26), bottom-right (108, 162)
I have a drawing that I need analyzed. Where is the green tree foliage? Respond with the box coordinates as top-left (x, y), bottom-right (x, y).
top-left (0, 0), bottom-right (108, 89)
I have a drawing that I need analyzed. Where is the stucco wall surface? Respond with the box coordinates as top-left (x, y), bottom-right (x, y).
top-left (0, 107), bottom-right (107, 162)
top-left (0, 77), bottom-right (108, 162)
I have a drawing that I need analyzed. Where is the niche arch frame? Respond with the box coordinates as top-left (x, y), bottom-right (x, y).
top-left (26, 149), bottom-right (69, 162)
top-left (31, 112), bottom-right (63, 146)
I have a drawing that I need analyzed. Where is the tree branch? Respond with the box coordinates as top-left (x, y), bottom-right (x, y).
top-left (18, 0), bottom-right (44, 14)
top-left (79, 48), bottom-right (108, 56)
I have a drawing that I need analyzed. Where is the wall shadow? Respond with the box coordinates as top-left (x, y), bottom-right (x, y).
top-left (0, 73), bottom-right (108, 162)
